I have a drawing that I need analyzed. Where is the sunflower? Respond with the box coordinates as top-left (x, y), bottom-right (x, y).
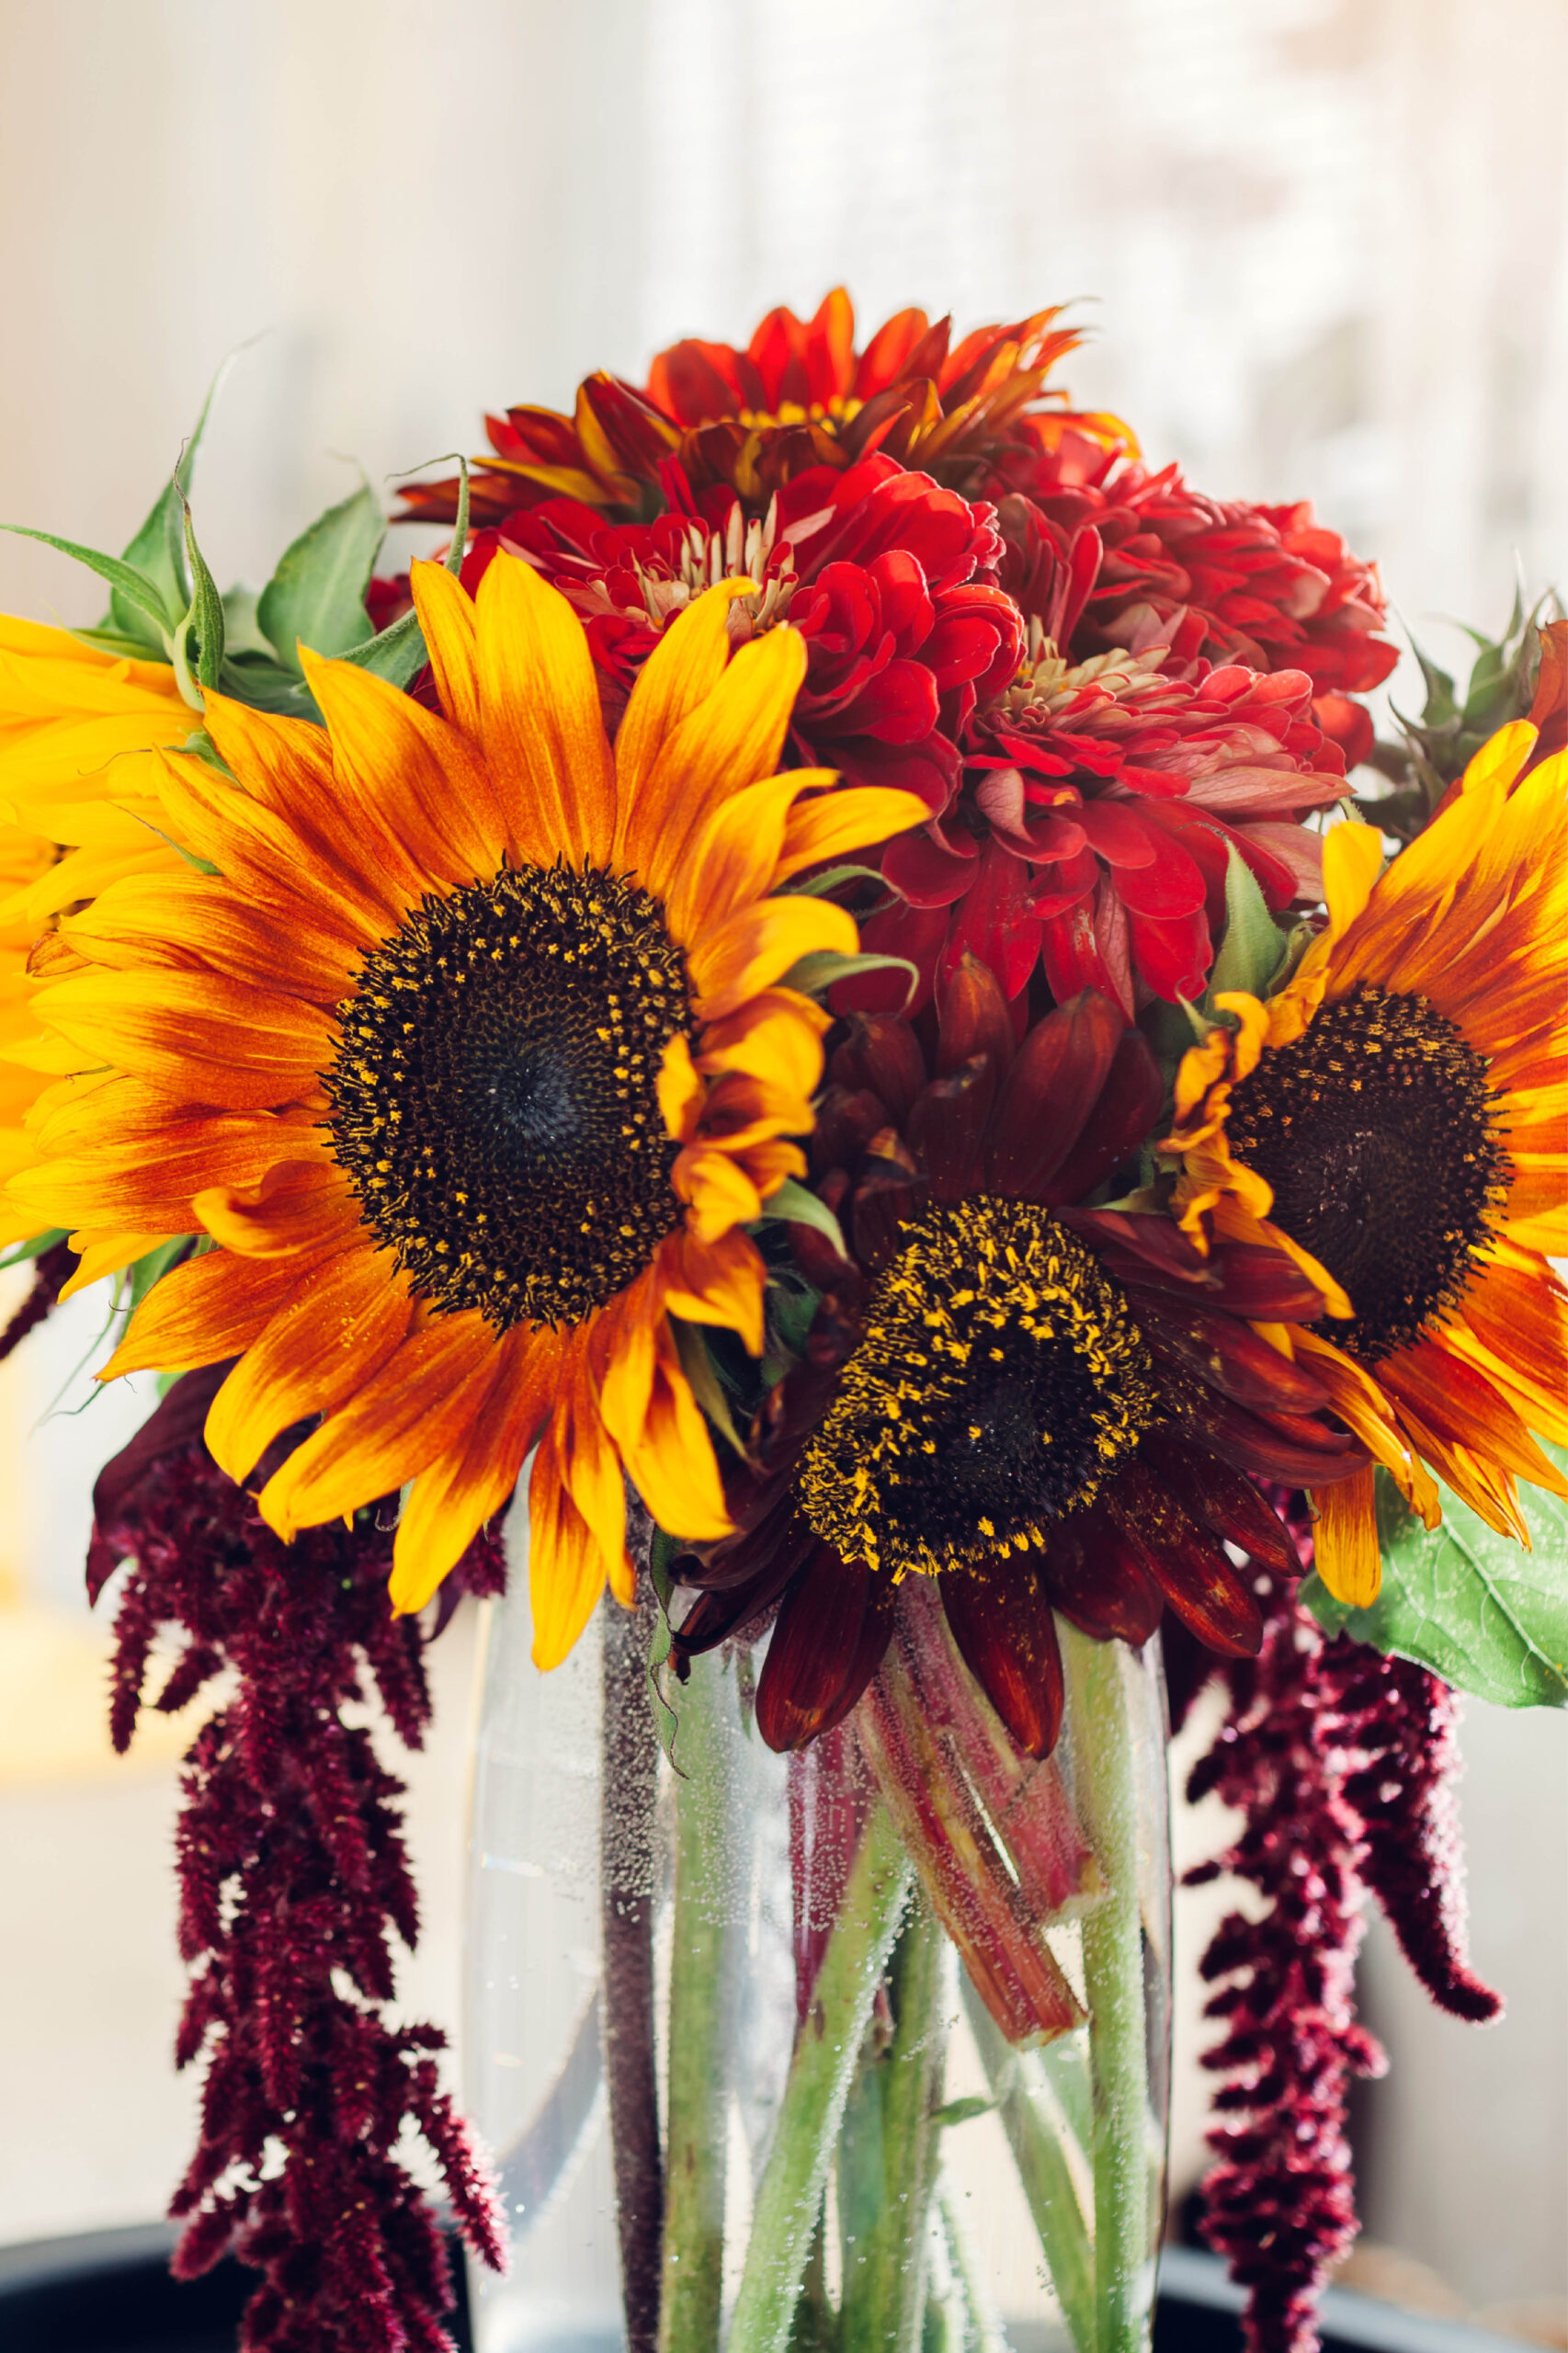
top-left (672, 963), bottom-right (1366, 1757)
top-left (0, 617), bottom-right (194, 1211)
top-left (1167, 717), bottom-right (1567, 1605)
top-left (10, 556), bottom-right (927, 1663)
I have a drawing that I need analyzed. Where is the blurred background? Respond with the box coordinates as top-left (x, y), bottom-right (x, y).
top-left (0, 0), bottom-right (1563, 2329)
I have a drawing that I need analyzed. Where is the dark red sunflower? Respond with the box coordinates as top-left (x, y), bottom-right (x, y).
top-left (460, 453), bottom-right (1022, 790)
top-left (398, 290), bottom-right (1131, 531)
top-left (669, 963), bottom-right (1367, 1757)
top-left (848, 635), bottom-right (1346, 1020)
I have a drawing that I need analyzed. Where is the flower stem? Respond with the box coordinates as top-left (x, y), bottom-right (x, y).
top-left (601, 1593), bottom-right (664, 2353)
top-left (659, 1651), bottom-right (734, 2353)
top-left (837, 1903), bottom-right (946, 2352)
top-left (1059, 1620), bottom-right (1157, 2353)
top-left (960, 1975), bottom-right (1096, 2353)
top-left (728, 1798), bottom-right (913, 2353)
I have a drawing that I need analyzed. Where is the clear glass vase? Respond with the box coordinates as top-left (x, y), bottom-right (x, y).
top-left (466, 1518), bottom-right (1171, 2353)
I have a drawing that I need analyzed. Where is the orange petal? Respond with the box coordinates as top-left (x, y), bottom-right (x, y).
top-left (1312, 1465), bottom-right (1381, 1606)
top-left (258, 1307), bottom-right (503, 1536)
top-left (389, 1324), bottom-right (562, 1613)
top-left (475, 553), bottom-right (617, 867)
top-left (102, 1245), bottom-right (313, 1377)
top-left (205, 1242), bottom-right (415, 1485)
top-left (690, 894), bottom-right (858, 1024)
top-left (528, 1428), bottom-right (608, 1670)
top-left (409, 558), bottom-right (482, 743)
top-left (34, 968), bottom-right (334, 1111)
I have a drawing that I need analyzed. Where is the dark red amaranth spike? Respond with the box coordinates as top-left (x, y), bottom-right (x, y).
top-left (0, 1235), bottom-right (76, 1364)
top-left (1187, 1575), bottom-right (1387, 2353)
top-left (1323, 1640), bottom-right (1502, 2026)
top-left (89, 1371), bottom-right (507, 2353)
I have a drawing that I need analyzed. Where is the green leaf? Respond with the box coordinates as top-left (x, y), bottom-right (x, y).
top-left (778, 863), bottom-right (889, 899)
top-left (256, 480), bottom-right (384, 671)
top-left (110, 352), bottom-right (235, 645)
top-left (754, 1176), bottom-right (848, 1262)
top-left (1204, 842), bottom-right (1288, 1006)
top-left (221, 585), bottom-right (271, 657)
top-left (63, 624), bottom-right (167, 662)
top-left (0, 526), bottom-right (175, 639)
top-left (1301, 1452), bottom-right (1568, 1707)
top-left (671, 1317), bottom-right (749, 1460)
top-left (338, 603), bottom-right (427, 690)
top-left (779, 947), bottom-right (918, 1006)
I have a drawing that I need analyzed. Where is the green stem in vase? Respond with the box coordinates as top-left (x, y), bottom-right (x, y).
top-left (659, 1650), bottom-right (735, 2353)
top-left (1060, 1618), bottom-right (1157, 2353)
top-left (728, 1799), bottom-right (913, 2353)
top-left (960, 1975), bottom-right (1096, 2353)
top-left (837, 1903), bottom-right (946, 2353)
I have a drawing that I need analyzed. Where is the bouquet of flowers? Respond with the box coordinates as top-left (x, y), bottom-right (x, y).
top-left (1, 290), bottom-right (1562, 2353)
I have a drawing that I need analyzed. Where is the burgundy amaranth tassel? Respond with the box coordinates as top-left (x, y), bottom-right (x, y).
top-left (90, 1370), bottom-right (506, 2353)
top-left (1322, 1639), bottom-right (1502, 2025)
top-left (1187, 1579), bottom-right (1387, 2353)
top-left (0, 1234), bottom-right (76, 1363)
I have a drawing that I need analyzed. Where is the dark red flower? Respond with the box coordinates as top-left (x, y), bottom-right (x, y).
top-left (983, 428), bottom-right (1398, 700)
top-left (858, 639), bottom-right (1345, 1017)
top-left (398, 290), bottom-right (1130, 530)
top-left (463, 453), bottom-right (1023, 788)
top-left (669, 965), bottom-right (1366, 1757)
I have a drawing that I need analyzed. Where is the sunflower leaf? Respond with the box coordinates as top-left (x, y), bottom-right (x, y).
top-left (1301, 1451), bottom-right (1568, 1708)
top-left (256, 480), bottom-right (385, 671)
top-left (1204, 844), bottom-right (1287, 1006)
top-left (0, 527), bottom-right (175, 639)
top-left (780, 947), bottom-right (918, 1007)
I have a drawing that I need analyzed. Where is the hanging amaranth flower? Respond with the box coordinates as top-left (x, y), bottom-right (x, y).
top-left (89, 1365), bottom-right (506, 2353)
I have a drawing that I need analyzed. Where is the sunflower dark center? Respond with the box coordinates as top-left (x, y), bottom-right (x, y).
top-left (1225, 981), bottom-right (1510, 1362)
top-left (325, 860), bottom-right (690, 1331)
top-left (798, 1199), bottom-right (1158, 1578)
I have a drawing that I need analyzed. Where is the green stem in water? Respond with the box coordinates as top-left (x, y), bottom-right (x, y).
top-left (1059, 1619), bottom-right (1157, 2353)
top-left (959, 1975), bottom-right (1095, 2353)
top-left (659, 1651), bottom-right (735, 2353)
top-left (837, 1904), bottom-right (947, 2353)
top-left (728, 1801), bottom-right (914, 2353)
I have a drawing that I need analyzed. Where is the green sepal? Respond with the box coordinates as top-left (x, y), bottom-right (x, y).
top-left (256, 479), bottom-right (384, 672)
top-left (1203, 843), bottom-right (1288, 1006)
top-left (0, 526), bottom-right (175, 640)
top-left (110, 352), bottom-right (236, 647)
top-left (777, 863), bottom-right (889, 900)
top-left (338, 604), bottom-right (427, 690)
top-left (671, 1315), bottom-right (749, 1461)
top-left (930, 2096), bottom-right (994, 2130)
top-left (780, 947), bottom-right (918, 1006)
top-left (216, 651), bottom-right (321, 719)
top-left (178, 494), bottom-right (225, 691)
top-left (1301, 1450), bottom-right (1568, 1708)
top-left (754, 1176), bottom-right (848, 1263)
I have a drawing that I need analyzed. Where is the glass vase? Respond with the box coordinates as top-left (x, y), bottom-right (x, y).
top-left (465, 1518), bottom-right (1171, 2353)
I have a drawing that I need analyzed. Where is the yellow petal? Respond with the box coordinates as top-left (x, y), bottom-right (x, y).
top-left (474, 553), bottom-right (617, 867)
top-left (1312, 1465), bottom-right (1381, 1607)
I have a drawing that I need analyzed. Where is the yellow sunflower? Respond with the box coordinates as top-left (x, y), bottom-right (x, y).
top-left (10, 555), bottom-right (926, 1662)
top-left (0, 616), bottom-right (194, 1211)
top-left (1167, 717), bottom-right (1567, 1605)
